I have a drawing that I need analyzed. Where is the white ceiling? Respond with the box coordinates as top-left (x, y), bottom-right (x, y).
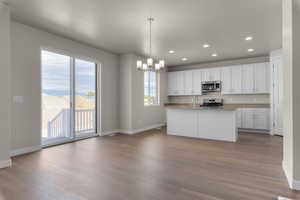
top-left (6, 0), bottom-right (282, 66)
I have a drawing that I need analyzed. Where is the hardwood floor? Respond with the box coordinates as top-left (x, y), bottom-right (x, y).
top-left (1, 128), bottom-right (300, 200)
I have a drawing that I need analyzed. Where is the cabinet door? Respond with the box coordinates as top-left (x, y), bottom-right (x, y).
top-left (176, 72), bottom-right (185, 95)
top-left (167, 109), bottom-right (198, 137)
top-left (210, 68), bottom-right (221, 81)
top-left (202, 70), bottom-right (210, 82)
top-left (184, 71), bottom-right (193, 95)
top-left (242, 109), bottom-right (254, 129)
top-left (168, 72), bottom-right (177, 95)
top-left (192, 70), bottom-right (202, 95)
top-left (221, 67), bottom-right (231, 94)
top-left (253, 108), bottom-right (270, 130)
top-left (242, 64), bottom-right (254, 94)
top-left (231, 65), bottom-right (242, 94)
top-left (254, 63), bottom-right (270, 94)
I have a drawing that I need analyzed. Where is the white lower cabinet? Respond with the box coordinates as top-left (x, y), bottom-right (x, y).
top-left (242, 109), bottom-right (254, 129)
top-left (167, 108), bottom-right (237, 142)
top-left (167, 109), bottom-right (197, 137)
top-left (238, 108), bottom-right (270, 131)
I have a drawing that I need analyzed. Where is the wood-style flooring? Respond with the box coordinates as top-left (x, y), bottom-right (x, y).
top-left (0, 128), bottom-right (300, 200)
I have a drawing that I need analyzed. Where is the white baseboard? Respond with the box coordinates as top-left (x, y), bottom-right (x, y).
top-left (0, 159), bottom-right (12, 169)
top-left (282, 160), bottom-right (293, 188)
top-left (10, 146), bottom-right (41, 157)
top-left (120, 123), bottom-right (165, 135)
top-left (282, 160), bottom-right (300, 190)
top-left (238, 128), bottom-right (270, 134)
top-left (102, 124), bottom-right (165, 136)
top-left (293, 179), bottom-right (300, 191)
top-left (101, 130), bottom-right (120, 136)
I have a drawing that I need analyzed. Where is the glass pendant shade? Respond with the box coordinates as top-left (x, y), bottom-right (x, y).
top-left (142, 63), bottom-right (148, 70)
top-left (137, 60), bottom-right (142, 69)
top-left (159, 60), bottom-right (165, 68)
top-left (155, 63), bottom-right (160, 70)
top-left (147, 58), bottom-right (153, 66)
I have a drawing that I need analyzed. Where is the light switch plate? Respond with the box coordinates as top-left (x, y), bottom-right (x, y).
top-left (13, 96), bottom-right (24, 104)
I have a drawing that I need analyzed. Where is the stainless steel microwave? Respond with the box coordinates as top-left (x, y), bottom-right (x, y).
top-left (201, 81), bottom-right (221, 94)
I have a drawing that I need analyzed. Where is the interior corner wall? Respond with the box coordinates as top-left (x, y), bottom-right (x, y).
top-left (0, 4), bottom-right (11, 164)
top-left (10, 21), bottom-right (120, 151)
top-left (119, 53), bottom-right (167, 132)
top-left (119, 54), bottom-right (133, 130)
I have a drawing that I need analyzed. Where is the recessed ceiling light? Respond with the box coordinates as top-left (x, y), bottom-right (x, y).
top-left (203, 44), bottom-right (210, 48)
top-left (245, 36), bottom-right (253, 41)
top-left (182, 57), bottom-right (188, 61)
top-left (168, 50), bottom-right (175, 54)
top-left (211, 53), bottom-right (218, 57)
top-left (248, 48), bottom-right (254, 52)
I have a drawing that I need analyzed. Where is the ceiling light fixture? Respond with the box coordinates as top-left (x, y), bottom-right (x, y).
top-left (203, 44), bottom-right (210, 48)
top-left (182, 58), bottom-right (188, 61)
top-left (169, 50), bottom-right (175, 54)
top-left (248, 48), bottom-right (254, 52)
top-left (136, 17), bottom-right (165, 71)
top-left (211, 53), bottom-right (218, 57)
top-left (245, 36), bottom-right (253, 41)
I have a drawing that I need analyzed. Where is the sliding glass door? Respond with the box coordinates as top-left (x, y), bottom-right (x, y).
top-left (41, 50), bottom-right (98, 146)
top-left (74, 59), bottom-right (97, 137)
top-left (41, 50), bottom-right (72, 143)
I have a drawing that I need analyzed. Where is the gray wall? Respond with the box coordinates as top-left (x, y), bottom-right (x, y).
top-left (119, 54), bottom-right (167, 132)
top-left (282, 0), bottom-right (300, 187)
top-left (10, 21), bottom-right (120, 151)
top-left (168, 56), bottom-right (269, 72)
top-left (0, 4), bottom-right (11, 163)
top-left (282, 0), bottom-right (294, 184)
top-left (293, 0), bottom-right (300, 181)
top-left (119, 54), bottom-right (132, 130)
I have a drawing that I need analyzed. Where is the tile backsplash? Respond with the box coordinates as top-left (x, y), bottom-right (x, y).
top-left (168, 93), bottom-right (270, 104)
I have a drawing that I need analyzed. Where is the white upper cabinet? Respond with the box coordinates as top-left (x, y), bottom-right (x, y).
top-left (167, 62), bottom-right (270, 96)
top-left (167, 71), bottom-right (184, 96)
top-left (210, 68), bottom-right (221, 81)
top-left (202, 68), bottom-right (221, 81)
top-left (221, 67), bottom-right (231, 94)
top-left (242, 64), bottom-right (255, 94)
top-left (184, 71), bottom-right (193, 95)
top-left (231, 65), bottom-right (242, 94)
top-left (176, 72), bottom-right (185, 95)
top-left (202, 70), bottom-right (210, 82)
top-left (168, 72), bottom-right (177, 95)
top-left (192, 69), bottom-right (202, 95)
top-left (254, 63), bottom-right (270, 94)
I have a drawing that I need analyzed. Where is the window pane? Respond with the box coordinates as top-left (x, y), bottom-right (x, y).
top-left (144, 71), bottom-right (159, 106)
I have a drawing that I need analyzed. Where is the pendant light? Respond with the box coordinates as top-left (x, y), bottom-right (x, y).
top-left (137, 17), bottom-right (165, 71)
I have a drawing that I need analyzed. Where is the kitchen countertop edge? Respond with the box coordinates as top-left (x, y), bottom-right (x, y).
top-left (164, 103), bottom-right (270, 111)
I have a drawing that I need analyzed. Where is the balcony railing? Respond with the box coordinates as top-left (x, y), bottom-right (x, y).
top-left (47, 109), bottom-right (96, 138)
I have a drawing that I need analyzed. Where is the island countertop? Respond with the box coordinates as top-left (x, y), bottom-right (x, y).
top-left (164, 103), bottom-right (270, 111)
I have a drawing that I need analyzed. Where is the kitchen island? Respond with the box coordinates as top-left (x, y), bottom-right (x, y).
top-left (165, 104), bottom-right (270, 142)
top-left (166, 104), bottom-right (238, 142)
